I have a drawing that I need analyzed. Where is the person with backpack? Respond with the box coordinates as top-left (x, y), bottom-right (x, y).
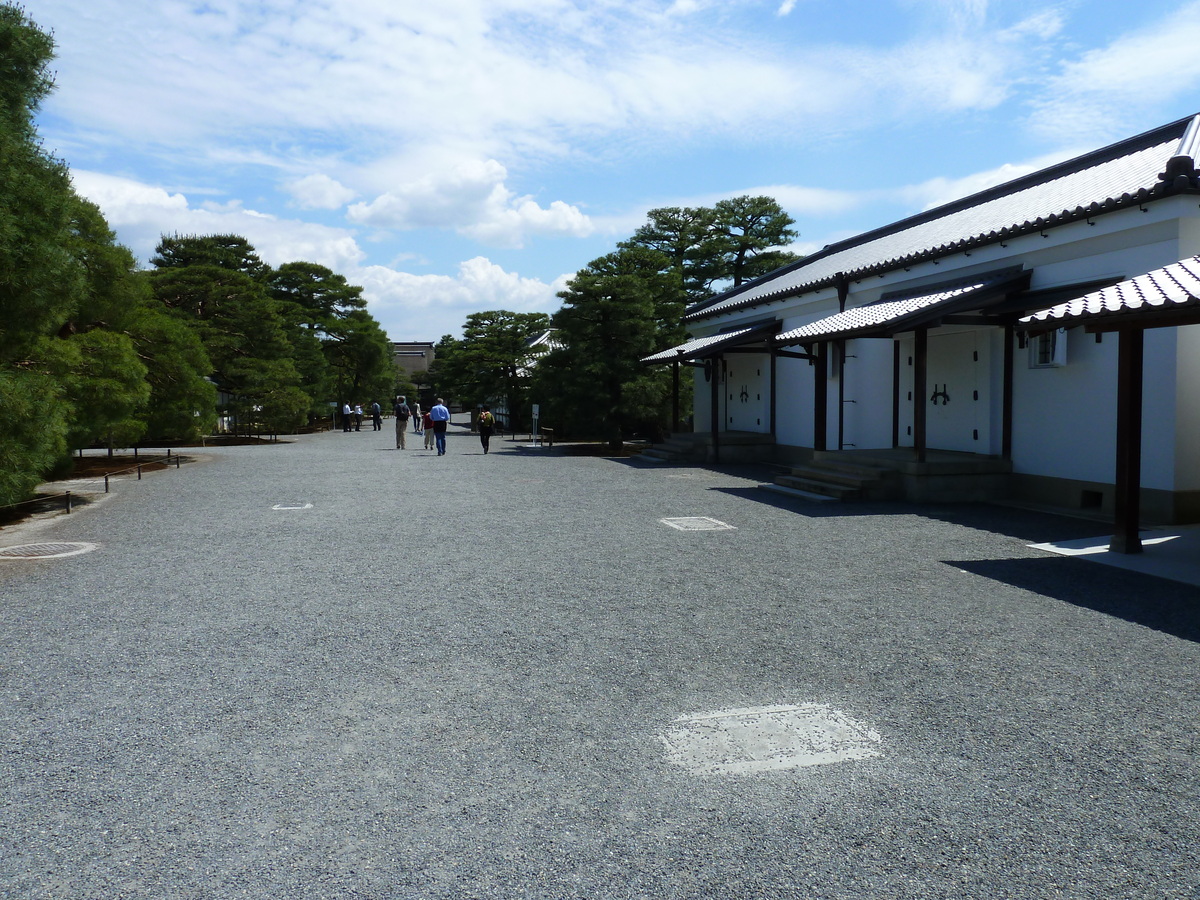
top-left (477, 405), bottom-right (496, 454)
top-left (371, 401), bottom-right (382, 431)
top-left (393, 396), bottom-right (411, 449)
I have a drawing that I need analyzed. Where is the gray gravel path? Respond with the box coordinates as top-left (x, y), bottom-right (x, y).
top-left (1, 423), bottom-right (1198, 899)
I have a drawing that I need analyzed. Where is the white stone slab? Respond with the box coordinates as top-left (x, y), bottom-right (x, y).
top-left (660, 704), bottom-right (882, 775)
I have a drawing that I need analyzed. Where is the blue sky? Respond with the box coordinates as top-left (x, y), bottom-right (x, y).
top-left (30, 0), bottom-right (1200, 340)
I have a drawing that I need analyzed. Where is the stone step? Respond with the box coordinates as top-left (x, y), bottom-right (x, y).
top-left (758, 483), bottom-right (838, 503)
top-left (774, 474), bottom-right (862, 500)
top-left (783, 463), bottom-right (883, 490)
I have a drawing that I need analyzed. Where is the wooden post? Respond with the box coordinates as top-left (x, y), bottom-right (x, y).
top-left (710, 358), bottom-right (720, 463)
top-left (914, 327), bottom-right (928, 464)
top-left (892, 341), bottom-right (900, 448)
top-left (672, 361), bottom-right (680, 433)
top-left (1110, 327), bottom-right (1144, 554)
top-left (1002, 323), bottom-right (1014, 460)
top-left (814, 343), bottom-right (828, 452)
top-left (770, 349), bottom-right (777, 437)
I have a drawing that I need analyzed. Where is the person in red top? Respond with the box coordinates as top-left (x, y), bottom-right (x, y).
top-left (422, 410), bottom-right (435, 451)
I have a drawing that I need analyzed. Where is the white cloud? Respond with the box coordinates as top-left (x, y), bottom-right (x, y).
top-left (1027, 1), bottom-right (1200, 142)
top-left (40, 0), bottom-right (1059, 178)
top-left (70, 169), bottom-right (364, 271)
top-left (71, 169), bottom-right (564, 342)
top-left (285, 174), bottom-right (358, 210)
top-left (899, 150), bottom-right (1078, 210)
top-left (357, 257), bottom-right (566, 340)
top-left (348, 159), bottom-right (593, 247)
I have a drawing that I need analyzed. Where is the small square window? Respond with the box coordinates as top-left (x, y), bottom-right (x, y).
top-left (1029, 328), bottom-right (1067, 368)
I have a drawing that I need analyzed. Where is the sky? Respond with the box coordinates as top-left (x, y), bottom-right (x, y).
top-left (28, 0), bottom-right (1200, 341)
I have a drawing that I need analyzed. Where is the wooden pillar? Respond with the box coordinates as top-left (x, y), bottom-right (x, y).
top-left (1002, 323), bottom-right (1014, 460)
top-left (914, 326), bottom-right (928, 464)
top-left (892, 341), bottom-right (900, 448)
top-left (1110, 327), bottom-right (1144, 554)
top-left (814, 342), bottom-right (828, 452)
top-left (710, 357), bottom-right (720, 463)
top-left (672, 361), bottom-right (680, 433)
top-left (770, 348), bottom-right (777, 437)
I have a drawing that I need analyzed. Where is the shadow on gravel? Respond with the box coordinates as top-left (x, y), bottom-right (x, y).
top-left (947, 556), bottom-right (1200, 643)
top-left (711, 485), bottom-right (1113, 544)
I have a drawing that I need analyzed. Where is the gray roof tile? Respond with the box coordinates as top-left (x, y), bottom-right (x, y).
top-left (1021, 255), bottom-right (1200, 326)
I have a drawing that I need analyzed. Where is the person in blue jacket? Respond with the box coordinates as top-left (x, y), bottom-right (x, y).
top-left (429, 398), bottom-right (451, 455)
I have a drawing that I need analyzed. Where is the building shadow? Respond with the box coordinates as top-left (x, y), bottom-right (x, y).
top-left (945, 556), bottom-right (1200, 643)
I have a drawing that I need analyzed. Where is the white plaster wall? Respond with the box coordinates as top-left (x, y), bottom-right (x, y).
top-left (1140, 327), bottom-right (1179, 491)
top-left (1012, 324), bottom-right (1116, 482)
top-left (986, 329), bottom-right (1007, 457)
top-left (775, 355), bottom-right (815, 447)
top-left (843, 338), bottom-right (895, 449)
top-left (1176, 324), bottom-right (1200, 490)
top-left (692, 365), bottom-right (711, 431)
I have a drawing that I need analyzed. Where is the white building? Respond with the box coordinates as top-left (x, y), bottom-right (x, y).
top-left (647, 114), bottom-right (1200, 544)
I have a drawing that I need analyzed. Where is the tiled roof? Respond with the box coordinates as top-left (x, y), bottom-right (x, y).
top-left (1021, 255), bottom-right (1200, 327)
top-left (642, 324), bottom-right (775, 363)
top-left (776, 282), bottom-right (983, 344)
top-left (776, 270), bottom-right (1027, 344)
top-left (687, 115), bottom-right (1200, 323)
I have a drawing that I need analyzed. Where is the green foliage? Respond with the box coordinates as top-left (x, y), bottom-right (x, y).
top-left (535, 195), bottom-right (798, 447)
top-left (537, 257), bottom-right (661, 451)
top-left (152, 233), bottom-right (270, 279)
top-left (709, 195), bottom-right (800, 287)
top-left (0, 369), bottom-right (67, 507)
top-left (431, 311), bottom-right (550, 429)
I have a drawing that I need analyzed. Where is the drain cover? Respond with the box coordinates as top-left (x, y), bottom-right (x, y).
top-left (0, 542), bottom-right (98, 559)
top-left (660, 516), bottom-right (736, 531)
top-left (661, 704), bottom-right (882, 775)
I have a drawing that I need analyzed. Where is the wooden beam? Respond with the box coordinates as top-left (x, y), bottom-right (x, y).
top-left (1110, 327), bottom-right (1144, 554)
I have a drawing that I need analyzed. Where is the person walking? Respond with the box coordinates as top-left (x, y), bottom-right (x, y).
top-left (393, 396), bottom-right (410, 449)
top-left (477, 405), bottom-right (496, 454)
top-left (429, 398), bottom-right (450, 455)
top-left (412, 402), bottom-right (423, 434)
top-left (422, 411), bottom-right (435, 450)
top-left (371, 401), bottom-right (382, 431)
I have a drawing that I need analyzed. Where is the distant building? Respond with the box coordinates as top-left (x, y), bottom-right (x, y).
top-left (393, 342), bottom-right (435, 380)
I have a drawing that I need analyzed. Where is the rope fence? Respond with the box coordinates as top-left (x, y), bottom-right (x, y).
top-left (0, 450), bottom-right (184, 518)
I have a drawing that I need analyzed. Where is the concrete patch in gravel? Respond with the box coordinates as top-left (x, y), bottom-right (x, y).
top-left (660, 704), bottom-right (882, 775)
top-left (0, 542), bottom-right (98, 559)
top-left (659, 516), bottom-right (736, 531)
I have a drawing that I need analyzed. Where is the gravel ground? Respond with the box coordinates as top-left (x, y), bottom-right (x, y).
top-left (1, 422), bottom-right (1198, 899)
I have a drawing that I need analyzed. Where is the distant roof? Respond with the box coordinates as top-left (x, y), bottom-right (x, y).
top-left (525, 329), bottom-right (561, 351)
top-left (687, 114), bottom-right (1200, 323)
top-left (1020, 255), bottom-right (1200, 331)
